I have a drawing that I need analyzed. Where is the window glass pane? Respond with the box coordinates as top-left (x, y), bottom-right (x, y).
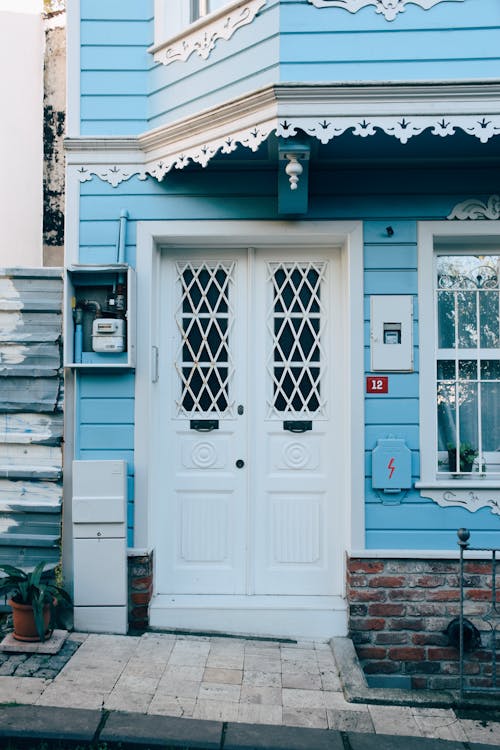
top-left (437, 291), bottom-right (455, 348)
top-left (437, 382), bottom-right (456, 452)
top-left (457, 291), bottom-right (477, 348)
top-left (458, 381), bottom-right (478, 449)
top-left (481, 382), bottom-right (500, 452)
top-left (480, 290), bottom-right (500, 348)
top-left (191, 0), bottom-right (227, 20)
top-left (481, 360), bottom-right (500, 379)
top-left (458, 360), bottom-right (477, 380)
top-left (437, 359), bottom-right (455, 380)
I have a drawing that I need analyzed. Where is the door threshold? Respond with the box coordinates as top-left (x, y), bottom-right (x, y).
top-left (149, 594), bottom-right (347, 640)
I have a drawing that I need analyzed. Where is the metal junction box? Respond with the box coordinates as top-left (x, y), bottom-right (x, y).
top-left (370, 295), bottom-right (413, 372)
top-left (372, 438), bottom-right (412, 493)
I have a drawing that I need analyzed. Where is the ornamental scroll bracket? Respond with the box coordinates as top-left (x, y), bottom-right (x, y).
top-left (447, 195), bottom-right (500, 221)
top-left (151, 0), bottom-right (266, 65)
top-left (308, 0), bottom-right (464, 22)
top-left (419, 488), bottom-right (500, 517)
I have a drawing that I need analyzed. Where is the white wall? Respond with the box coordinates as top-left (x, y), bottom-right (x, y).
top-left (0, 3), bottom-right (44, 266)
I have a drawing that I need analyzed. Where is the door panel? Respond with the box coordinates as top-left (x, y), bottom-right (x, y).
top-left (253, 251), bottom-right (336, 595)
top-left (158, 251), bottom-right (247, 594)
top-left (158, 247), bottom-right (338, 598)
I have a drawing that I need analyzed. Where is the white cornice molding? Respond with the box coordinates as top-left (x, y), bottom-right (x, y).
top-left (448, 195), bottom-right (500, 220)
top-left (419, 487), bottom-right (500, 516)
top-left (65, 82), bottom-right (500, 186)
top-left (308, 0), bottom-right (463, 22)
top-left (149, 0), bottom-right (266, 65)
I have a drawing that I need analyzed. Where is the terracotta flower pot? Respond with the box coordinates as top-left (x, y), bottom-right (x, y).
top-left (8, 598), bottom-right (52, 642)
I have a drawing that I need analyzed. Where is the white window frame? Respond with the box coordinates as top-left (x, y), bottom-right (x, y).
top-left (417, 220), bottom-right (500, 492)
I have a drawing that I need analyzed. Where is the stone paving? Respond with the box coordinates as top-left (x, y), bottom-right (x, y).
top-left (0, 632), bottom-right (499, 746)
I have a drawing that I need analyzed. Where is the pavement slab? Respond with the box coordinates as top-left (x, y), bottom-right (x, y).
top-left (223, 721), bottom-right (344, 750)
top-left (0, 704), bottom-right (102, 742)
top-left (101, 710), bottom-right (222, 749)
top-left (347, 732), bottom-right (467, 750)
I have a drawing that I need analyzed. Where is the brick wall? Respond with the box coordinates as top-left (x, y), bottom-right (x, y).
top-left (128, 550), bottom-right (153, 632)
top-left (347, 557), bottom-right (499, 690)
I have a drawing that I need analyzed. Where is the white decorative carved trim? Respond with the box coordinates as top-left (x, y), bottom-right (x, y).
top-left (447, 195), bottom-right (500, 220)
top-left (419, 487), bottom-right (500, 516)
top-left (150, 0), bottom-right (266, 65)
top-left (308, 0), bottom-right (463, 22)
top-left (277, 114), bottom-right (500, 145)
top-left (65, 83), bottom-right (500, 186)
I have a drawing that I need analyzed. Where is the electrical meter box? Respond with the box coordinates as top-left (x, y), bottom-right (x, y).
top-left (372, 438), bottom-right (412, 493)
top-left (370, 295), bottom-right (413, 372)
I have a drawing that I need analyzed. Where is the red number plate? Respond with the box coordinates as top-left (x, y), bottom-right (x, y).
top-left (366, 376), bottom-right (388, 394)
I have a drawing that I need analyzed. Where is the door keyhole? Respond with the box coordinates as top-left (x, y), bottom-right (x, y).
top-left (236, 459), bottom-right (245, 469)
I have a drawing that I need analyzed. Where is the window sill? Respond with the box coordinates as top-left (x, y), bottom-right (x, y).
top-left (150, 0), bottom-right (266, 66)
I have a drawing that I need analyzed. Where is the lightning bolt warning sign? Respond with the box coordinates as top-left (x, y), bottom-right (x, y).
top-left (388, 458), bottom-right (396, 479)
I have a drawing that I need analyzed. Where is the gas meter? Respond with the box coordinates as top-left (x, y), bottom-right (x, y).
top-left (92, 318), bottom-right (126, 353)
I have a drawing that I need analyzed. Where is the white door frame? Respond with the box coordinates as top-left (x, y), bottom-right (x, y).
top-left (134, 220), bottom-right (365, 638)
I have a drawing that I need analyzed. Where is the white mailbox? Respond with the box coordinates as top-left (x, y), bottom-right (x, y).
top-left (72, 460), bottom-right (128, 634)
top-left (370, 295), bottom-right (414, 372)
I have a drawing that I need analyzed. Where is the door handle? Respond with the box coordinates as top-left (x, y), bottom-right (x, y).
top-left (236, 459), bottom-right (245, 469)
top-left (283, 421), bottom-right (312, 433)
top-left (190, 420), bottom-right (219, 432)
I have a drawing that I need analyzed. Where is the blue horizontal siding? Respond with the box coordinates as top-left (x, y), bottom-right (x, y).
top-left (81, 71), bottom-right (149, 96)
top-left (81, 20), bottom-right (153, 46)
top-left (367, 529), bottom-right (500, 549)
top-left (364, 244), bottom-right (417, 269)
top-left (81, 0), bottom-right (152, 20)
top-left (79, 425), bottom-right (134, 450)
top-left (280, 29), bottom-right (500, 64)
top-left (78, 372), bottom-right (135, 398)
top-left (280, 60), bottom-right (500, 82)
top-left (80, 398), bottom-right (135, 423)
top-left (365, 426), bottom-right (419, 451)
top-left (80, 0), bottom-right (152, 135)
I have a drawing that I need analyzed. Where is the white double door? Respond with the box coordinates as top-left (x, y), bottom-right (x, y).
top-left (157, 246), bottom-right (342, 599)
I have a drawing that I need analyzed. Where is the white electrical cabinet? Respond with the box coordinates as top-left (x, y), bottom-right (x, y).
top-left (72, 460), bottom-right (128, 634)
top-left (370, 295), bottom-right (414, 372)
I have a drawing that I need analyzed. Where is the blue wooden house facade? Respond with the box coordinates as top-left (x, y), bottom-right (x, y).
top-left (65, 0), bottom-right (500, 647)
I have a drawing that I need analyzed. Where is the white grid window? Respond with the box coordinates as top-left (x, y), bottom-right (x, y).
top-left (435, 254), bottom-right (500, 477)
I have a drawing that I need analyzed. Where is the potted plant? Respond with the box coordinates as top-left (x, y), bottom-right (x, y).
top-left (447, 442), bottom-right (478, 473)
top-left (0, 561), bottom-right (71, 642)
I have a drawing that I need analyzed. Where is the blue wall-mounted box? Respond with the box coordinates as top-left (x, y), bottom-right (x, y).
top-left (372, 438), bottom-right (412, 492)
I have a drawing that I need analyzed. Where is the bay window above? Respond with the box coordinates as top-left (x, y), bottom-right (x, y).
top-left (152, 0), bottom-right (265, 63)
